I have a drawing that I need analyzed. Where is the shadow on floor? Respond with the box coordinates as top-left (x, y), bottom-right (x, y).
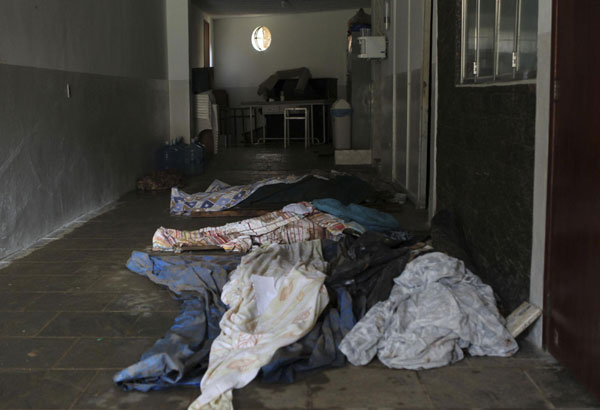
top-left (0, 145), bottom-right (597, 409)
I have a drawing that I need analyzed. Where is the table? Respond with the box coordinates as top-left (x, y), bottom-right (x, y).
top-left (240, 99), bottom-right (335, 145)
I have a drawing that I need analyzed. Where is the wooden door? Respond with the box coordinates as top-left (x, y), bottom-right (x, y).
top-left (545, 0), bottom-right (600, 398)
top-left (204, 20), bottom-right (210, 68)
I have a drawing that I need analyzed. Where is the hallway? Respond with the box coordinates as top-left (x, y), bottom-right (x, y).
top-left (0, 147), bottom-right (597, 409)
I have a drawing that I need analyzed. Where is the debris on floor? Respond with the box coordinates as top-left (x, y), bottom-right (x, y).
top-left (136, 170), bottom-right (183, 191)
top-left (170, 174), bottom-right (375, 216)
top-left (114, 176), bottom-right (545, 409)
top-left (171, 175), bottom-right (308, 215)
top-left (506, 301), bottom-right (543, 337)
top-left (387, 192), bottom-right (407, 204)
top-left (339, 252), bottom-right (518, 370)
top-left (263, 231), bottom-right (416, 383)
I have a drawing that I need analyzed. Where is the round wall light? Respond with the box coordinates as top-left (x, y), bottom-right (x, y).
top-left (251, 26), bottom-right (272, 52)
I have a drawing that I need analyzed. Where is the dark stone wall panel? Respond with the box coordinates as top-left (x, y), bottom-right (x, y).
top-left (436, 0), bottom-right (536, 312)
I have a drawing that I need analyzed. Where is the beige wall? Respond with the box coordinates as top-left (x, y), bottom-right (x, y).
top-left (213, 10), bottom-right (357, 105)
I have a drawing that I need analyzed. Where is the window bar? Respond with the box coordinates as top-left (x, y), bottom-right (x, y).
top-left (494, 0), bottom-right (500, 81)
top-left (515, 0), bottom-right (522, 77)
top-left (475, 0), bottom-right (480, 82)
top-left (461, 0), bottom-right (467, 83)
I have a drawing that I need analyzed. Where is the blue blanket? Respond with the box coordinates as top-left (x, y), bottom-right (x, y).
top-left (312, 198), bottom-right (403, 232)
top-left (114, 235), bottom-right (406, 390)
top-left (113, 251), bottom-right (356, 390)
top-left (113, 252), bottom-right (240, 391)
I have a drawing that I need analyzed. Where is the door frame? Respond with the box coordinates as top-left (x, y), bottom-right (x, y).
top-left (527, 0), bottom-right (553, 348)
top-left (203, 19), bottom-right (211, 68)
top-left (542, 0), bottom-right (560, 349)
top-left (391, 0), bottom-right (433, 210)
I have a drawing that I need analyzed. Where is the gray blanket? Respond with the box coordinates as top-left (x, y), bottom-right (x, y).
top-left (339, 252), bottom-right (518, 369)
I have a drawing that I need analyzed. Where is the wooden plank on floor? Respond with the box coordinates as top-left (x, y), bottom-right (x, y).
top-left (190, 209), bottom-right (271, 218)
top-left (143, 246), bottom-right (226, 256)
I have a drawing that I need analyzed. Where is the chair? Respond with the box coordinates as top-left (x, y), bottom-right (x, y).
top-left (283, 107), bottom-right (310, 149)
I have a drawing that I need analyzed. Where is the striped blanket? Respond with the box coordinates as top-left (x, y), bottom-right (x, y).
top-left (154, 203), bottom-right (363, 253)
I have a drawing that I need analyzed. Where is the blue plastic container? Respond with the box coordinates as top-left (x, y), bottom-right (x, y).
top-left (184, 142), bottom-right (205, 175)
top-left (157, 141), bottom-right (185, 171)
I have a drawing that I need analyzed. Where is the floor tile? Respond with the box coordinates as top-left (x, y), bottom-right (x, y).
top-left (0, 311), bottom-right (57, 336)
top-left (71, 249), bottom-right (135, 262)
top-left (23, 249), bottom-right (132, 263)
top-left (39, 312), bottom-right (139, 337)
top-left (105, 291), bottom-right (181, 312)
top-left (233, 380), bottom-right (309, 409)
top-left (0, 146), bottom-right (596, 410)
top-left (308, 365), bottom-right (432, 409)
top-left (73, 263), bottom-right (129, 276)
top-left (17, 248), bottom-right (71, 263)
top-left (419, 366), bottom-right (551, 408)
top-left (466, 340), bottom-right (558, 369)
top-left (25, 292), bottom-right (113, 312)
top-left (0, 337), bottom-right (75, 368)
top-left (40, 238), bottom-right (148, 251)
top-left (130, 311), bottom-right (178, 337)
top-left (86, 270), bottom-right (161, 293)
top-left (0, 292), bottom-right (41, 311)
top-left (0, 261), bottom-right (84, 276)
top-left (527, 367), bottom-right (600, 408)
top-left (0, 370), bottom-right (95, 409)
top-left (73, 370), bottom-right (197, 409)
top-left (56, 337), bottom-right (156, 369)
top-left (0, 274), bottom-right (98, 292)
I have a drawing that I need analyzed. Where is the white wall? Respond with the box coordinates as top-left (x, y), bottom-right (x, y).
top-left (528, 0), bottom-right (553, 348)
top-left (213, 10), bottom-right (355, 106)
top-left (189, 3), bottom-right (213, 68)
top-left (167, 0), bottom-right (191, 141)
top-left (370, 0), bottom-right (430, 208)
top-left (0, 0), bottom-right (167, 79)
top-left (0, 0), bottom-right (169, 260)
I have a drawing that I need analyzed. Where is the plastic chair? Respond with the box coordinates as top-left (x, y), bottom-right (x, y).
top-left (284, 107), bottom-right (310, 149)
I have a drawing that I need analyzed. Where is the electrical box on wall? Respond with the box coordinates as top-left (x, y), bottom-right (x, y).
top-left (358, 36), bottom-right (387, 59)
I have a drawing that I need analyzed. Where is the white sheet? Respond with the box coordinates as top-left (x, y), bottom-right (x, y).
top-left (189, 241), bottom-right (329, 410)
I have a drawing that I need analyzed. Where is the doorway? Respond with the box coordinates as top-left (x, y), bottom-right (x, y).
top-left (392, 0), bottom-right (432, 210)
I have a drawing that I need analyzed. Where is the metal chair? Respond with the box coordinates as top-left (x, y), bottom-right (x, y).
top-left (283, 107), bottom-right (310, 149)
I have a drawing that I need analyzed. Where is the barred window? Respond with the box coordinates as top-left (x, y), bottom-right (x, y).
top-left (461, 0), bottom-right (538, 84)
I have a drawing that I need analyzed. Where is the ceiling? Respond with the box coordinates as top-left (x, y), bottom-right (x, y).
top-left (192, 0), bottom-right (370, 17)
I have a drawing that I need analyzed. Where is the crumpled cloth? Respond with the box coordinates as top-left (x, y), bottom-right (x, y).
top-left (189, 241), bottom-right (330, 410)
top-left (312, 198), bottom-right (403, 232)
top-left (260, 232), bottom-right (413, 384)
top-left (170, 175), bottom-right (310, 215)
top-left (327, 231), bottom-right (412, 319)
top-left (153, 203), bottom-right (364, 253)
top-left (260, 286), bottom-right (355, 384)
top-left (113, 252), bottom-right (241, 391)
top-left (339, 252), bottom-right (518, 369)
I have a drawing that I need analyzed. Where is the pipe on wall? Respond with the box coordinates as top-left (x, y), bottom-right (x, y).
top-left (391, 0), bottom-right (398, 181)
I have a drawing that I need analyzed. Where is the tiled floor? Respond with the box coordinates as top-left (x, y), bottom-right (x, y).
top-left (0, 146), bottom-right (598, 409)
